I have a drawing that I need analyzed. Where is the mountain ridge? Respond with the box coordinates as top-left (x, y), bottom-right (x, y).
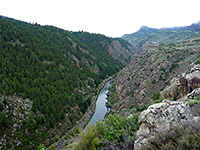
top-left (121, 23), bottom-right (200, 52)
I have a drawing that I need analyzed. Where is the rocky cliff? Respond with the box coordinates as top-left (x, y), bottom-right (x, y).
top-left (110, 37), bottom-right (200, 116)
top-left (133, 63), bottom-right (200, 149)
top-left (161, 64), bottom-right (200, 100)
top-left (134, 100), bottom-right (200, 150)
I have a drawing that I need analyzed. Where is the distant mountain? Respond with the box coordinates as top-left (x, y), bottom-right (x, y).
top-left (121, 23), bottom-right (200, 52)
top-left (122, 26), bottom-right (158, 41)
top-left (188, 22), bottom-right (200, 31)
top-left (0, 16), bottom-right (135, 149)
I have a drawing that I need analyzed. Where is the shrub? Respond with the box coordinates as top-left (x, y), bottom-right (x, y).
top-left (64, 135), bottom-right (68, 140)
top-left (69, 131), bottom-right (74, 137)
top-left (195, 95), bottom-right (200, 100)
top-left (75, 114), bottom-right (140, 150)
top-left (50, 145), bottom-right (55, 150)
top-left (152, 80), bottom-right (156, 84)
top-left (151, 91), bottom-right (161, 101)
top-left (75, 124), bottom-right (100, 150)
top-left (37, 144), bottom-right (46, 150)
top-left (54, 136), bottom-right (59, 142)
top-left (97, 113), bottom-right (139, 149)
top-left (0, 102), bottom-right (3, 111)
top-left (75, 127), bottom-right (80, 134)
top-left (143, 120), bottom-right (200, 150)
top-left (65, 142), bottom-right (68, 147)
top-left (0, 112), bottom-right (8, 129)
top-left (187, 100), bottom-right (200, 107)
top-left (195, 58), bottom-right (200, 64)
top-left (170, 62), bottom-right (179, 71)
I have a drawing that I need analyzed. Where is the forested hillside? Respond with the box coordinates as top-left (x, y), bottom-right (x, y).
top-left (0, 16), bottom-right (134, 149)
top-left (72, 32), bottom-right (136, 66)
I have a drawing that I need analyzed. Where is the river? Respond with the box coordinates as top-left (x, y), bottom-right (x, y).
top-left (53, 79), bottom-right (114, 149)
top-left (84, 79), bottom-right (114, 131)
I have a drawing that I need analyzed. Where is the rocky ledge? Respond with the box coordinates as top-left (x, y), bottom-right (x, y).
top-left (134, 99), bottom-right (199, 150)
top-left (161, 64), bottom-right (200, 99)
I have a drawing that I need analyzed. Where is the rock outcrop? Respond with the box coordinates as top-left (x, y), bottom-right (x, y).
top-left (161, 64), bottom-right (200, 100)
top-left (134, 99), bottom-right (199, 150)
top-left (111, 38), bottom-right (200, 116)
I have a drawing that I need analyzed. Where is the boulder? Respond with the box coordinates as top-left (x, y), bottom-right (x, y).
top-left (134, 100), bottom-right (196, 150)
top-left (161, 64), bottom-right (200, 100)
top-left (161, 77), bottom-right (181, 98)
top-left (179, 76), bottom-right (188, 86)
top-left (179, 76), bottom-right (188, 95)
top-left (187, 87), bottom-right (200, 99)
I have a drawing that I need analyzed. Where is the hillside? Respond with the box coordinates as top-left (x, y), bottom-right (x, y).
top-left (72, 32), bottom-right (136, 66)
top-left (110, 36), bottom-right (200, 116)
top-left (0, 16), bottom-right (134, 149)
top-left (121, 23), bottom-right (200, 51)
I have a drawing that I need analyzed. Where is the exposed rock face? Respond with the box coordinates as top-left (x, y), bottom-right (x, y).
top-left (111, 39), bottom-right (200, 115)
top-left (161, 64), bottom-right (200, 100)
top-left (134, 100), bottom-right (198, 150)
top-left (107, 40), bottom-right (135, 66)
top-left (187, 87), bottom-right (200, 99)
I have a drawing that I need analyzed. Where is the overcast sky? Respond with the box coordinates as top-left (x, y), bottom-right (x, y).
top-left (1, 0), bottom-right (200, 37)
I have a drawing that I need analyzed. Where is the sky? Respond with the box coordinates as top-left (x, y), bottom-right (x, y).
top-left (0, 0), bottom-right (200, 37)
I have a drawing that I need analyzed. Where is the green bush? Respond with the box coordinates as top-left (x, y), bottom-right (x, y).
top-left (50, 145), bottom-right (55, 150)
top-left (195, 95), bottom-right (200, 100)
top-left (170, 62), bottom-right (179, 71)
top-left (97, 113), bottom-right (139, 149)
top-left (151, 91), bottom-right (161, 101)
top-left (0, 103), bottom-right (3, 111)
top-left (187, 100), bottom-right (200, 107)
top-left (54, 136), bottom-right (59, 142)
top-left (75, 114), bottom-right (139, 150)
top-left (64, 135), bottom-right (68, 140)
top-left (65, 142), bottom-right (68, 147)
top-left (69, 131), bottom-right (74, 137)
top-left (37, 144), bottom-right (46, 150)
top-left (0, 112), bottom-right (8, 129)
top-left (152, 79), bottom-right (156, 84)
top-left (75, 127), bottom-right (80, 134)
top-left (195, 58), bottom-right (200, 64)
top-left (75, 124), bottom-right (100, 150)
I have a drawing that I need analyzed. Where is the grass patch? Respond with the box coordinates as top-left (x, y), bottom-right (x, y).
top-left (187, 100), bottom-right (200, 107)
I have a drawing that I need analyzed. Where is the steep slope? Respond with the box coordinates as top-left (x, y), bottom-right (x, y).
top-left (0, 16), bottom-right (134, 149)
top-left (72, 32), bottom-right (136, 66)
top-left (121, 23), bottom-right (200, 51)
top-left (110, 37), bottom-right (200, 116)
